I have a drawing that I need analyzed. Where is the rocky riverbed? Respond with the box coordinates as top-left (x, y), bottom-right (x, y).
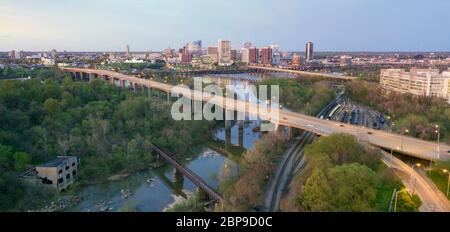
top-left (27, 196), bottom-right (81, 212)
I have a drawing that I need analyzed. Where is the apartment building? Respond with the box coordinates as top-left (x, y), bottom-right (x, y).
top-left (380, 68), bottom-right (450, 103)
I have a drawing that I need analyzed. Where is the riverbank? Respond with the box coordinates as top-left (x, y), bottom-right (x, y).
top-left (61, 147), bottom-right (233, 212)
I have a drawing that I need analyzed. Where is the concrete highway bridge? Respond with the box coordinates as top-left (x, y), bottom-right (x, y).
top-left (61, 67), bottom-right (450, 162)
top-left (246, 65), bottom-right (358, 81)
top-left (138, 67), bottom-right (247, 78)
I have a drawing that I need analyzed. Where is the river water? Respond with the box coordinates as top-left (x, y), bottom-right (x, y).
top-left (67, 74), bottom-right (264, 212)
top-left (67, 122), bottom-right (261, 212)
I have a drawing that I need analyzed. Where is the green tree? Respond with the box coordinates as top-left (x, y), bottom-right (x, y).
top-left (0, 173), bottom-right (25, 210)
top-left (395, 191), bottom-right (420, 212)
top-left (13, 152), bottom-right (32, 172)
top-left (43, 98), bottom-right (61, 114)
top-left (328, 163), bottom-right (378, 212)
top-left (298, 169), bottom-right (333, 211)
top-left (304, 133), bottom-right (364, 165)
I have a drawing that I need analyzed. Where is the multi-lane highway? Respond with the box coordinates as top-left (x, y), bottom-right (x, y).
top-left (381, 152), bottom-right (450, 212)
top-left (61, 67), bottom-right (450, 161)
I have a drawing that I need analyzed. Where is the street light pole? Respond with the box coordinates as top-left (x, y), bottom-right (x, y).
top-left (444, 170), bottom-right (450, 198)
top-left (410, 163), bottom-right (421, 193)
top-left (435, 125), bottom-right (440, 160)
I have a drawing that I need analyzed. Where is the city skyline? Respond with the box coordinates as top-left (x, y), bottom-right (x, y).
top-left (1, 0), bottom-right (450, 52)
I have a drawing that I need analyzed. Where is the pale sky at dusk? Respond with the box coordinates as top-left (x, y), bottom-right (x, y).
top-left (1, 0), bottom-right (449, 52)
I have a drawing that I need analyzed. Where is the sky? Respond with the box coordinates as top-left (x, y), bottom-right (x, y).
top-left (1, 0), bottom-right (450, 52)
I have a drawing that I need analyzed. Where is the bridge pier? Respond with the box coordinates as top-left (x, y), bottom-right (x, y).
top-left (147, 86), bottom-right (151, 97)
top-left (120, 80), bottom-right (126, 88)
top-left (196, 188), bottom-right (209, 201)
top-left (276, 125), bottom-right (293, 140)
top-left (225, 125), bottom-right (232, 150)
top-left (287, 126), bottom-right (293, 140)
top-left (173, 168), bottom-right (184, 191)
top-left (238, 120), bottom-right (244, 147)
top-left (89, 73), bottom-right (96, 82)
top-left (82, 72), bottom-right (88, 81)
top-left (224, 110), bottom-right (234, 129)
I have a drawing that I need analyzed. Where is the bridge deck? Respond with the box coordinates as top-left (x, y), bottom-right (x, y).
top-left (61, 67), bottom-right (450, 161)
top-left (247, 65), bottom-right (357, 81)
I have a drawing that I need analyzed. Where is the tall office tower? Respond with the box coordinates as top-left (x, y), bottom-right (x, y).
top-left (261, 47), bottom-right (273, 65)
top-left (180, 45), bottom-right (192, 64)
top-left (207, 46), bottom-right (218, 55)
top-left (207, 46), bottom-right (219, 62)
top-left (249, 47), bottom-right (259, 64)
top-left (243, 42), bottom-right (252, 49)
top-left (306, 42), bottom-right (314, 61)
top-left (51, 49), bottom-right (57, 58)
top-left (270, 44), bottom-right (279, 53)
top-left (192, 40), bottom-right (202, 56)
top-left (125, 44), bottom-right (130, 56)
top-left (241, 48), bottom-right (250, 63)
top-left (230, 50), bottom-right (237, 62)
top-left (187, 42), bottom-right (195, 54)
top-left (270, 44), bottom-right (280, 65)
top-left (218, 39), bottom-right (231, 66)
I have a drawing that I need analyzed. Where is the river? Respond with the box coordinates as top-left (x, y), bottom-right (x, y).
top-left (67, 75), bottom-right (264, 212)
top-left (67, 120), bottom-right (261, 212)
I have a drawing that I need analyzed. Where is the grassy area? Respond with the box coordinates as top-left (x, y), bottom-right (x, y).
top-left (375, 179), bottom-right (402, 211)
top-left (428, 170), bottom-right (450, 200)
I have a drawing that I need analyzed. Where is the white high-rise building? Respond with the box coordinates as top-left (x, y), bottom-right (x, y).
top-left (241, 48), bottom-right (250, 64)
top-left (218, 39), bottom-right (231, 66)
top-left (270, 44), bottom-right (280, 65)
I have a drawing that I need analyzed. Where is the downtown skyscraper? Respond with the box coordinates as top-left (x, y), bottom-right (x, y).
top-left (306, 42), bottom-right (314, 61)
top-left (218, 39), bottom-right (231, 66)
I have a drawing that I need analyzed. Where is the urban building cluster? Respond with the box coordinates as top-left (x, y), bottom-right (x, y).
top-left (8, 49), bottom-right (58, 66)
top-left (380, 68), bottom-right (450, 103)
top-left (163, 40), bottom-right (316, 68)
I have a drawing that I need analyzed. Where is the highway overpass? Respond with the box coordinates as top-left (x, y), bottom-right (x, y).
top-left (61, 67), bottom-right (450, 161)
top-left (246, 65), bottom-right (358, 81)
